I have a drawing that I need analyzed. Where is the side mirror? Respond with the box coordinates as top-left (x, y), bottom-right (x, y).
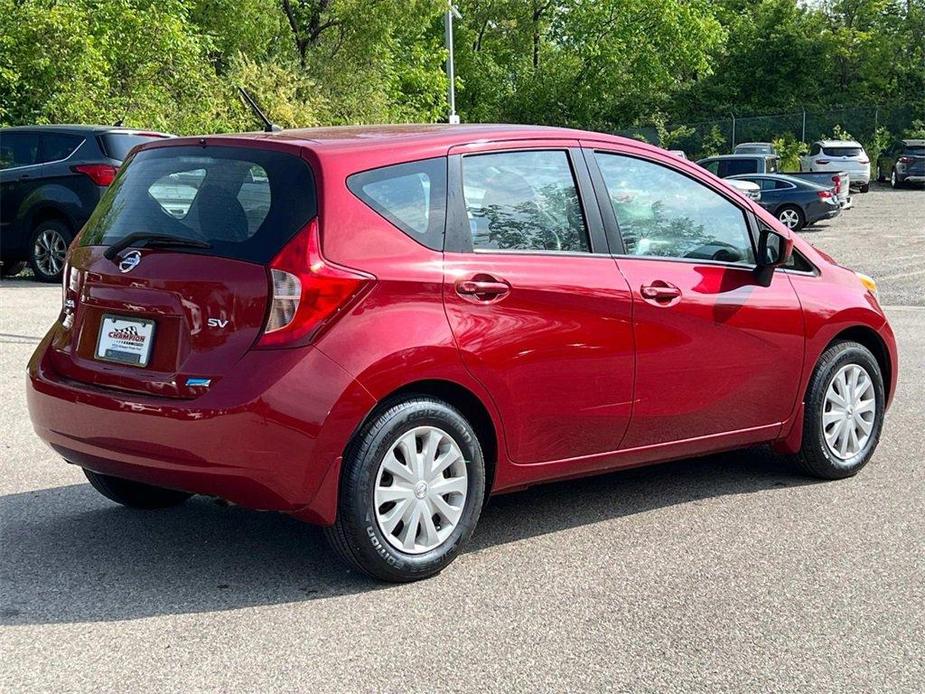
top-left (754, 226), bottom-right (793, 286)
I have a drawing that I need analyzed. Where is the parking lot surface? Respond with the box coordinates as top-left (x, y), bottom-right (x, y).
top-left (1, 185), bottom-right (923, 692)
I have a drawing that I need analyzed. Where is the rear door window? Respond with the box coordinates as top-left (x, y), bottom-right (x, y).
top-left (38, 133), bottom-right (84, 163)
top-left (80, 145), bottom-right (315, 264)
top-left (461, 150), bottom-right (589, 253)
top-left (0, 131), bottom-right (40, 169)
top-left (347, 157), bottom-right (446, 250)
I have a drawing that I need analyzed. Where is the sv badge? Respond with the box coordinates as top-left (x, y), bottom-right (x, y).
top-left (207, 318), bottom-right (229, 329)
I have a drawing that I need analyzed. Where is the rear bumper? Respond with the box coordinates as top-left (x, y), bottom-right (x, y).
top-left (902, 175), bottom-right (925, 183)
top-left (27, 330), bottom-right (375, 524)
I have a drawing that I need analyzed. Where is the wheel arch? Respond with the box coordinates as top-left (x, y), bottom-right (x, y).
top-left (828, 325), bottom-right (893, 405)
top-left (31, 206), bottom-right (74, 232)
top-left (350, 378), bottom-right (499, 498)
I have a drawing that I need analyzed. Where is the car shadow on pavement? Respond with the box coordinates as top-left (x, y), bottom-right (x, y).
top-left (0, 446), bottom-right (816, 625)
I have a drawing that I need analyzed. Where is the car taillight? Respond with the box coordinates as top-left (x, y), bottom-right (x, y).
top-left (899, 156), bottom-right (912, 164)
top-left (817, 190), bottom-right (833, 199)
top-left (256, 219), bottom-right (374, 349)
top-left (832, 174), bottom-right (841, 186)
top-left (816, 159), bottom-right (830, 165)
top-left (71, 163), bottom-right (118, 186)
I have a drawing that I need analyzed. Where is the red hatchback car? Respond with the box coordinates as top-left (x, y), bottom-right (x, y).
top-left (27, 125), bottom-right (897, 581)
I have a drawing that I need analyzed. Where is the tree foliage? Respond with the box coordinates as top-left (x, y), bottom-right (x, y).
top-left (0, 0), bottom-right (922, 135)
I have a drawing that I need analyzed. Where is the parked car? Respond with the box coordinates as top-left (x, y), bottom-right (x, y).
top-left (724, 178), bottom-right (761, 202)
top-left (876, 139), bottom-right (925, 188)
top-left (728, 173), bottom-right (840, 230)
top-left (734, 142), bottom-right (777, 155)
top-left (0, 125), bottom-right (171, 281)
top-left (27, 125), bottom-right (897, 582)
top-left (800, 140), bottom-right (870, 192)
top-left (697, 153), bottom-right (781, 177)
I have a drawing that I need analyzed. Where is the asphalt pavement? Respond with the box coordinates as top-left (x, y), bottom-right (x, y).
top-left (1, 184), bottom-right (923, 692)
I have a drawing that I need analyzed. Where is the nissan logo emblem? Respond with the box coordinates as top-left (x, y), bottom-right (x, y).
top-left (118, 250), bottom-right (142, 273)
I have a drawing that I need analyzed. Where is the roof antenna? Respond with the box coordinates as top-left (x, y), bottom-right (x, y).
top-left (237, 86), bottom-right (281, 133)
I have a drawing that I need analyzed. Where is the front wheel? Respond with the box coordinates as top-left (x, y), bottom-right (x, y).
top-left (83, 469), bottom-right (193, 508)
top-left (891, 169), bottom-right (901, 189)
top-left (324, 396), bottom-right (486, 582)
top-left (792, 341), bottom-right (885, 480)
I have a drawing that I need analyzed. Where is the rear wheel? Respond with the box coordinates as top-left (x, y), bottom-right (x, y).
top-left (792, 341), bottom-right (885, 480)
top-left (777, 205), bottom-right (804, 231)
top-left (859, 183), bottom-right (870, 193)
top-left (324, 396), bottom-right (486, 582)
top-left (83, 469), bottom-right (193, 509)
top-left (891, 168), bottom-right (901, 189)
top-left (29, 220), bottom-right (72, 283)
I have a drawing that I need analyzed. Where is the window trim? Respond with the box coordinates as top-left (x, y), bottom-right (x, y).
top-left (587, 148), bottom-right (760, 269)
top-left (445, 147), bottom-right (607, 256)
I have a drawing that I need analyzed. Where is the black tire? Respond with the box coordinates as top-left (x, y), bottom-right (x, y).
top-left (791, 341), bottom-right (885, 480)
top-left (1, 260), bottom-right (26, 277)
top-left (324, 396), bottom-right (486, 582)
top-left (776, 204), bottom-right (805, 231)
top-left (890, 168), bottom-right (902, 189)
top-left (859, 182), bottom-right (870, 193)
top-left (83, 469), bottom-right (193, 509)
top-left (29, 219), bottom-right (73, 283)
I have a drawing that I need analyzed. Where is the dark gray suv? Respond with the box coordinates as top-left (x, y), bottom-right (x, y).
top-left (0, 125), bottom-right (170, 281)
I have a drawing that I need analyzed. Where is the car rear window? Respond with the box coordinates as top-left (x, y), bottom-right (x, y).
top-left (822, 146), bottom-right (863, 157)
top-left (905, 146), bottom-right (925, 156)
top-left (98, 132), bottom-right (168, 161)
top-left (347, 157), bottom-right (447, 250)
top-left (80, 145), bottom-right (316, 264)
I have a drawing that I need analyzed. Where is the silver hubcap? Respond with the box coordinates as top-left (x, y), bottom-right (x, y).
top-left (33, 228), bottom-right (67, 276)
top-left (779, 209), bottom-right (800, 228)
top-left (823, 364), bottom-right (876, 460)
top-left (374, 426), bottom-right (468, 554)
top-left (891, 170), bottom-right (897, 186)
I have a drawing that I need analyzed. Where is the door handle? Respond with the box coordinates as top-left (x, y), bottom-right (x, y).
top-left (640, 282), bottom-right (681, 305)
top-left (455, 276), bottom-right (511, 303)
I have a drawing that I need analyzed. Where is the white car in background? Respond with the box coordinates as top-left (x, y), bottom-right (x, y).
top-left (800, 140), bottom-right (871, 193)
top-left (724, 178), bottom-right (761, 202)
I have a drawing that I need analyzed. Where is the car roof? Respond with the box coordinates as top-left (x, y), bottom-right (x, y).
top-left (0, 124), bottom-right (170, 136)
top-left (735, 142), bottom-right (772, 146)
top-left (728, 173), bottom-right (822, 188)
top-left (902, 139), bottom-right (925, 146)
top-left (158, 123), bottom-right (645, 154)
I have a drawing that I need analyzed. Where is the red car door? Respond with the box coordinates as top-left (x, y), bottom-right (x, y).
top-left (585, 145), bottom-right (804, 450)
top-left (443, 142), bottom-right (635, 465)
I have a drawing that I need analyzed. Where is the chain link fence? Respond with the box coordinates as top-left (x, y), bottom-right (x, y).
top-left (616, 104), bottom-right (922, 161)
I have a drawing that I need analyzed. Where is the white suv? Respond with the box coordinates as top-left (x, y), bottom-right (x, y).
top-left (801, 140), bottom-right (871, 192)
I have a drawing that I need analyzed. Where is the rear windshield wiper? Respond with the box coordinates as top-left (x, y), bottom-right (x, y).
top-left (104, 232), bottom-right (211, 260)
